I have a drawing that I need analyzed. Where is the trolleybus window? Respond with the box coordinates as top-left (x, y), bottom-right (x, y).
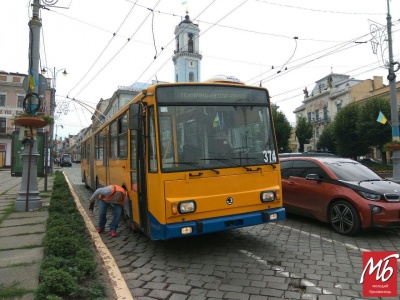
top-left (95, 132), bottom-right (103, 160)
top-left (110, 121), bottom-right (118, 160)
top-left (148, 107), bottom-right (158, 172)
top-left (118, 113), bottom-right (128, 159)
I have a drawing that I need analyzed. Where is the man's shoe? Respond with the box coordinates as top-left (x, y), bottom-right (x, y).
top-left (110, 230), bottom-right (117, 237)
top-left (97, 228), bottom-right (104, 233)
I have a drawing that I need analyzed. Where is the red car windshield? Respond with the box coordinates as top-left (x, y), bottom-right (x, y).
top-left (324, 161), bottom-right (382, 181)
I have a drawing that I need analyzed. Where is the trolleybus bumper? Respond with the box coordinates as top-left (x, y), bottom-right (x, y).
top-left (149, 207), bottom-right (286, 240)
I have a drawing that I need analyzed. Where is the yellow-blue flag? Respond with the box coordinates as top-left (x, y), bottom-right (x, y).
top-left (29, 69), bottom-right (39, 90)
top-left (213, 113), bottom-right (220, 128)
top-left (377, 111), bottom-right (387, 124)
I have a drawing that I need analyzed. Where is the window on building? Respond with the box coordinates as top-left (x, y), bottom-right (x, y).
top-left (337, 103), bottom-right (342, 112)
top-left (0, 118), bottom-right (5, 133)
top-left (188, 39), bottom-right (193, 53)
top-left (315, 109), bottom-right (319, 121)
top-left (17, 95), bottom-right (24, 108)
top-left (307, 112), bottom-right (311, 122)
top-left (189, 72), bottom-right (194, 82)
top-left (323, 106), bottom-right (328, 120)
top-left (0, 94), bottom-right (5, 106)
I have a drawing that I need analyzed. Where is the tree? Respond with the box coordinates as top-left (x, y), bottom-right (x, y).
top-left (295, 117), bottom-right (313, 152)
top-left (272, 109), bottom-right (292, 153)
top-left (357, 97), bottom-right (391, 163)
top-left (333, 103), bottom-right (369, 159)
top-left (317, 122), bottom-right (337, 153)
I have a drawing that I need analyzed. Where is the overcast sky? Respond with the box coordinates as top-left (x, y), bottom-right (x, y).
top-left (1, 0), bottom-right (399, 138)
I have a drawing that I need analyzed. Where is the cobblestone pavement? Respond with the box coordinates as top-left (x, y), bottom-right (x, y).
top-left (64, 165), bottom-right (400, 300)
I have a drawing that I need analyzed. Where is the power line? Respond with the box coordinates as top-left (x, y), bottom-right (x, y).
top-left (69, 1), bottom-right (162, 99)
top-left (246, 21), bottom-right (400, 86)
top-left (271, 55), bottom-right (399, 105)
top-left (66, 0), bottom-right (139, 97)
top-left (141, 0), bottom-right (250, 85)
top-left (133, 0), bottom-right (218, 86)
top-left (255, 0), bottom-right (386, 16)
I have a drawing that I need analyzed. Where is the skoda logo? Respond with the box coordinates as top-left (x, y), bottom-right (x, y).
top-left (226, 197), bottom-right (233, 205)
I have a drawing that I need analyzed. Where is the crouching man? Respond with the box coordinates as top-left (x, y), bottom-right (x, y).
top-left (89, 185), bottom-right (128, 237)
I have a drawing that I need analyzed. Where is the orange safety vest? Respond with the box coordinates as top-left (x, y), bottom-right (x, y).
top-left (99, 185), bottom-right (128, 206)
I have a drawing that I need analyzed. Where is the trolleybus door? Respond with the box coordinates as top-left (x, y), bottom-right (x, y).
top-left (129, 103), bottom-right (149, 234)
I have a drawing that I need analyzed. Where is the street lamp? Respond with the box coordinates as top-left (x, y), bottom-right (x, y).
top-left (41, 67), bottom-right (67, 173)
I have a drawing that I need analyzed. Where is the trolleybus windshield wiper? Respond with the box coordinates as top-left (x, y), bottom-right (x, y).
top-left (177, 161), bottom-right (220, 174)
top-left (205, 158), bottom-right (261, 172)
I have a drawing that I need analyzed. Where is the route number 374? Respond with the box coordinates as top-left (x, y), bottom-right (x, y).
top-left (262, 150), bottom-right (277, 163)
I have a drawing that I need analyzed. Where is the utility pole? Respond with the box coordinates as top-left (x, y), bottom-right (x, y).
top-left (386, 0), bottom-right (400, 182)
top-left (15, 0), bottom-right (43, 211)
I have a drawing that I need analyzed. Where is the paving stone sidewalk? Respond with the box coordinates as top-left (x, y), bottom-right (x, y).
top-left (0, 168), bottom-right (54, 300)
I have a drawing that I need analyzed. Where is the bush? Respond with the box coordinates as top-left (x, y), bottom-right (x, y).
top-left (35, 269), bottom-right (75, 298)
top-left (35, 172), bottom-right (107, 300)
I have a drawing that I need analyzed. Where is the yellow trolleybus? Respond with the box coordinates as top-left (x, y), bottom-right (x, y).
top-left (81, 80), bottom-right (285, 240)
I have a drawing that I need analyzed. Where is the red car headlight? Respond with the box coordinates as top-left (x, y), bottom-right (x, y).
top-left (358, 190), bottom-right (381, 201)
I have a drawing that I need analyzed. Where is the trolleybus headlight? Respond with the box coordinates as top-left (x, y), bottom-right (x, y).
top-left (260, 191), bottom-right (275, 203)
top-left (178, 200), bottom-right (196, 214)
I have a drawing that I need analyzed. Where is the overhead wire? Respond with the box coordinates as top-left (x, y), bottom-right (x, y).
top-left (38, 0), bottom-right (400, 126)
top-left (271, 52), bottom-right (399, 106)
top-left (132, 0), bottom-right (218, 86)
top-left (141, 0), bottom-right (250, 85)
top-left (66, 0), bottom-right (140, 97)
top-left (246, 20), bottom-right (400, 86)
top-left (254, 0), bottom-right (386, 16)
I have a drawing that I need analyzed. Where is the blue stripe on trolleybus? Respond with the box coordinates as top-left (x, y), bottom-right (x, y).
top-left (149, 208), bottom-right (286, 240)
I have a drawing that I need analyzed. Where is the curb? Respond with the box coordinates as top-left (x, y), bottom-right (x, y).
top-left (63, 173), bottom-right (133, 300)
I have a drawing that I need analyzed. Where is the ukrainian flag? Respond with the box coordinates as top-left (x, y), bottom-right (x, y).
top-left (29, 69), bottom-right (39, 90)
top-left (377, 111), bottom-right (387, 124)
top-left (213, 113), bottom-right (220, 128)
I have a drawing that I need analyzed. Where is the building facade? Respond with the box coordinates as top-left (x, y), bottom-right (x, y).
top-left (293, 73), bottom-right (375, 151)
top-left (0, 71), bottom-right (51, 167)
top-left (172, 14), bottom-right (202, 82)
top-left (293, 73), bottom-right (400, 153)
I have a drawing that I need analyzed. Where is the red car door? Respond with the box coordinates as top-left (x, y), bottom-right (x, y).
top-left (282, 159), bottom-right (328, 220)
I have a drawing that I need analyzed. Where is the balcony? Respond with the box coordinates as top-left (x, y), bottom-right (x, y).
top-left (313, 117), bottom-right (331, 125)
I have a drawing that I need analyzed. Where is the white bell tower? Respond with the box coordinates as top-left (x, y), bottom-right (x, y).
top-left (172, 14), bottom-right (202, 82)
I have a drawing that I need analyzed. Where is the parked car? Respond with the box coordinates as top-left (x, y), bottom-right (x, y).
top-left (60, 154), bottom-right (72, 167)
top-left (280, 156), bottom-right (400, 235)
top-left (279, 151), bottom-right (335, 158)
top-left (359, 158), bottom-right (380, 165)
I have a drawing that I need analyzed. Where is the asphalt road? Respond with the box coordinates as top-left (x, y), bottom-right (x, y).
top-left (63, 164), bottom-right (400, 300)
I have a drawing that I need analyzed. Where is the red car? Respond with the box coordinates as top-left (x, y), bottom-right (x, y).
top-left (280, 157), bottom-right (400, 235)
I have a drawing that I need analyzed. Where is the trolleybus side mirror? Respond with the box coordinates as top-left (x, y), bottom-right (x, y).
top-left (129, 103), bottom-right (141, 130)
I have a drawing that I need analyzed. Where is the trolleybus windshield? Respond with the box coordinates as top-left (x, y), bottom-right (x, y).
top-left (156, 85), bottom-right (277, 172)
